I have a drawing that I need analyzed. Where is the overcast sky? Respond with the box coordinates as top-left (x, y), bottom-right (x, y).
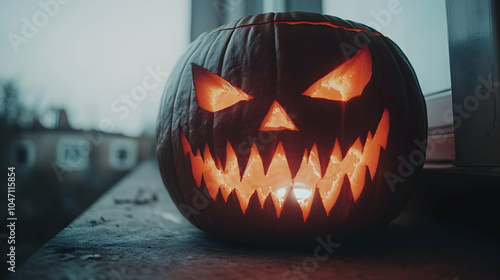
top-left (0, 0), bottom-right (190, 136)
top-left (1, 0), bottom-right (450, 136)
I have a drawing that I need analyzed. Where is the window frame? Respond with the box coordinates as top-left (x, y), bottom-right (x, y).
top-left (445, 0), bottom-right (500, 168)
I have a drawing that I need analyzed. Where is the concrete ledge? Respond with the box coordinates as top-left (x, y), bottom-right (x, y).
top-left (13, 160), bottom-right (500, 279)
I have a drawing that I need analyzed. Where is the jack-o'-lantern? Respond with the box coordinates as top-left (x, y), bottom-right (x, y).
top-left (156, 12), bottom-right (427, 238)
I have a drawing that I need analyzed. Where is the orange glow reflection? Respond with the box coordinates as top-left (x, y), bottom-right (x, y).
top-left (192, 64), bottom-right (253, 112)
top-left (181, 109), bottom-right (390, 221)
top-left (303, 46), bottom-right (372, 102)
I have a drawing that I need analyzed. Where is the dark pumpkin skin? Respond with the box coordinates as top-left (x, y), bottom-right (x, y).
top-left (156, 12), bottom-right (427, 239)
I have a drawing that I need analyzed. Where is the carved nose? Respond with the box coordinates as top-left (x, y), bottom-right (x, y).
top-left (259, 101), bottom-right (299, 131)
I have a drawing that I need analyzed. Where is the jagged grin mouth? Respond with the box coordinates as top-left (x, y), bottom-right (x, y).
top-left (180, 109), bottom-right (390, 222)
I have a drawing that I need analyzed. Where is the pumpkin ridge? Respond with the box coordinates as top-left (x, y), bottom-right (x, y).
top-left (216, 20), bottom-right (381, 36)
top-left (157, 11), bottom-right (427, 238)
top-left (159, 37), bottom-right (206, 227)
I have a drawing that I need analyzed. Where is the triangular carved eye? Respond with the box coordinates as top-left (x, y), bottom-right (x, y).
top-left (192, 64), bottom-right (253, 112)
top-left (302, 46), bottom-right (372, 102)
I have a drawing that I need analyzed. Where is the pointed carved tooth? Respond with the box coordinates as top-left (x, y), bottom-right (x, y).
top-left (215, 156), bottom-right (223, 170)
top-left (342, 137), bottom-right (364, 201)
top-left (240, 144), bottom-right (267, 211)
top-left (180, 132), bottom-right (205, 188)
top-left (266, 143), bottom-right (293, 217)
top-left (189, 149), bottom-right (204, 188)
top-left (341, 137), bottom-right (363, 176)
top-left (319, 110), bottom-right (390, 209)
top-left (180, 132), bottom-right (191, 156)
top-left (255, 188), bottom-right (271, 208)
top-left (363, 131), bottom-right (380, 180)
top-left (241, 144), bottom-right (266, 184)
top-left (374, 109), bottom-right (390, 149)
top-left (282, 141), bottom-right (307, 179)
top-left (295, 187), bottom-right (315, 222)
top-left (294, 150), bottom-right (311, 180)
top-left (308, 144), bottom-right (322, 178)
top-left (349, 162), bottom-right (367, 201)
top-left (317, 151), bottom-right (343, 214)
top-left (218, 185), bottom-right (232, 202)
top-left (293, 145), bottom-right (321, 221)
top-left (201, 144), bottom-right (221, 200)
top-left (266, 142), bottom-right (292, 188)
top-left (271, 185), bottom-right (291, 218)
top-left (180, 109), bottom-right (391, 218)
top-left (320, 178), bottom-right (344, 214)
top-left (332, 139), bottom-right (342, 163)
top-left (362, 109), bottom-right (390, 181)
top-left (222, 141), bottom-right (240, 189)
top-left (363, 132), bottom-right (375, 179)
top-left (294, 147), bottom-right (321, 193)
top-left (234, 188), bottom-right (255, 214)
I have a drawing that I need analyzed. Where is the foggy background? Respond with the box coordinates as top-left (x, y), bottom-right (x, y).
top-left (0, 0), bottom-right (450, 136)
top-left (0, 0), bottom-right (190, 136)
top-left (0, 0), bottom-right (451, 271)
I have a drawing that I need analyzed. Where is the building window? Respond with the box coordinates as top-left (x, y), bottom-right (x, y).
top-left (109, 138), bottom-right (138, 170)
top-left (8, 140), bottom-right (36, 172)
top-left (56, 136), bottom-right (90, 171)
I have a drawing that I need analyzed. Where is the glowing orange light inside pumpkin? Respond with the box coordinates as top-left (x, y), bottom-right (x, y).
top-left (260, 101), bottom-right (299, 131)
top-left (192, 64), bottom-right (253, 112)
top-left (303, 46), bottom-right (372, 102)
top-left (180, 109), bottom-right (390, 221)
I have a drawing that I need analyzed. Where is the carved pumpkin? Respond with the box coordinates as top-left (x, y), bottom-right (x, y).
top-left (157, 12), bottom-right (427, 238)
